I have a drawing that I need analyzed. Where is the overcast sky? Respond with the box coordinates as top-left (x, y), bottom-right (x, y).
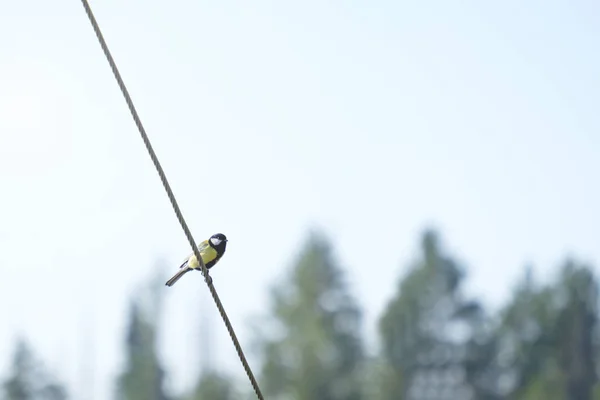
top-left (1, 0), bottom-right (599, 399)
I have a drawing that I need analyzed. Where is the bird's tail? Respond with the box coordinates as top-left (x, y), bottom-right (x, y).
top-left (165, 266), bottom-right (190, 287)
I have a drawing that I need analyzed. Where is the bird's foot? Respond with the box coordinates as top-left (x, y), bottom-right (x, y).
top-left (202, 270), bottom-right (213, 284)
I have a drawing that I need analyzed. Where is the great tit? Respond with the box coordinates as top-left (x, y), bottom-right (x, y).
top-left (165, 233), bottom-right (228, 287)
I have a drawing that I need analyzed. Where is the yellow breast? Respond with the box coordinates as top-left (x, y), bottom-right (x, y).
top-left (187, 245), bottom-right (219, 269)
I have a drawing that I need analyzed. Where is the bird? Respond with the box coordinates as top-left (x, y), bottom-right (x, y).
top-left (165, 233), bottom-right (228, 287)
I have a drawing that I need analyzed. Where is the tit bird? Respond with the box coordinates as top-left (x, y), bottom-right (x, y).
top-left (165, 233), bottom-right (228, 287)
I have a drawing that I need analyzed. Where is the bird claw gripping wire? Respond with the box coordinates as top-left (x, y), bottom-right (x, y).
top-left (202, 270), bottom-right (213, 285)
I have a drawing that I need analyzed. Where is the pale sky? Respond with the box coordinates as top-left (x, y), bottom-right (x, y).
top-left (1, 1), bottom-right (599, 399)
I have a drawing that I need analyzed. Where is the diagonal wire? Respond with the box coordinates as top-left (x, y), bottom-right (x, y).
top-left (78, 1), bottom-right (264, 398)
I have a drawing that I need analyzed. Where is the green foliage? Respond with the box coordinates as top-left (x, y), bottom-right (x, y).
top-left (498, 260), bottom-right (598, 400)
top-left (3, 229), bottom-right (600, 400)
top-left (517, 358), bottom-right (564, 400)
top-left (2, 338), bottom-right (68, 400)
top-left (3, 340), bottom-right (35, 400)
top-left (116, 269), bottom-right (170, 400)
top-left (556, 261), bottom-right (598, 400)
top-left (497, 265), bottom-right (562, 399)
top-left (190, 371), bottom-right (238, 400)
top-left (362, 358), bottom-right (403, 400)
top-left (256, 230), bottom-right (364, 400)
top-left (378, 229), bottom-right (497, 399)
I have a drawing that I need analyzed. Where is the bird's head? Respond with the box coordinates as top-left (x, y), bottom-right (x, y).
top-left (209, 233), bottom-right (228, 249)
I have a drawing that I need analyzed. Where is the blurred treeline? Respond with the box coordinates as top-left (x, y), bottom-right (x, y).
top-left (3, 229), bottom-right (599, 400)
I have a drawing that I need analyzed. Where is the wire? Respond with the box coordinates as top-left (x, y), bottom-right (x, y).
top-left (78, 1), bottom-right (264, 398)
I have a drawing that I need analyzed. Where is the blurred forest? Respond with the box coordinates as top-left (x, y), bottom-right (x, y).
top-left (2, 228), bottom-right (599, 400)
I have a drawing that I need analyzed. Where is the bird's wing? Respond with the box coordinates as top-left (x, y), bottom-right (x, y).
top-left (178, 256), bottom-right (190, 269)
top-left (178, 240), bottom-right (210, 268)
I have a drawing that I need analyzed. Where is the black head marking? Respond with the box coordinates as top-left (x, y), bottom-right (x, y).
top-left (209, 233), bottom-right (228, 251)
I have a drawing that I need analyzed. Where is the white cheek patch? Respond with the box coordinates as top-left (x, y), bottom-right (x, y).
top-left (211, 238), bottom-right (222, 246)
